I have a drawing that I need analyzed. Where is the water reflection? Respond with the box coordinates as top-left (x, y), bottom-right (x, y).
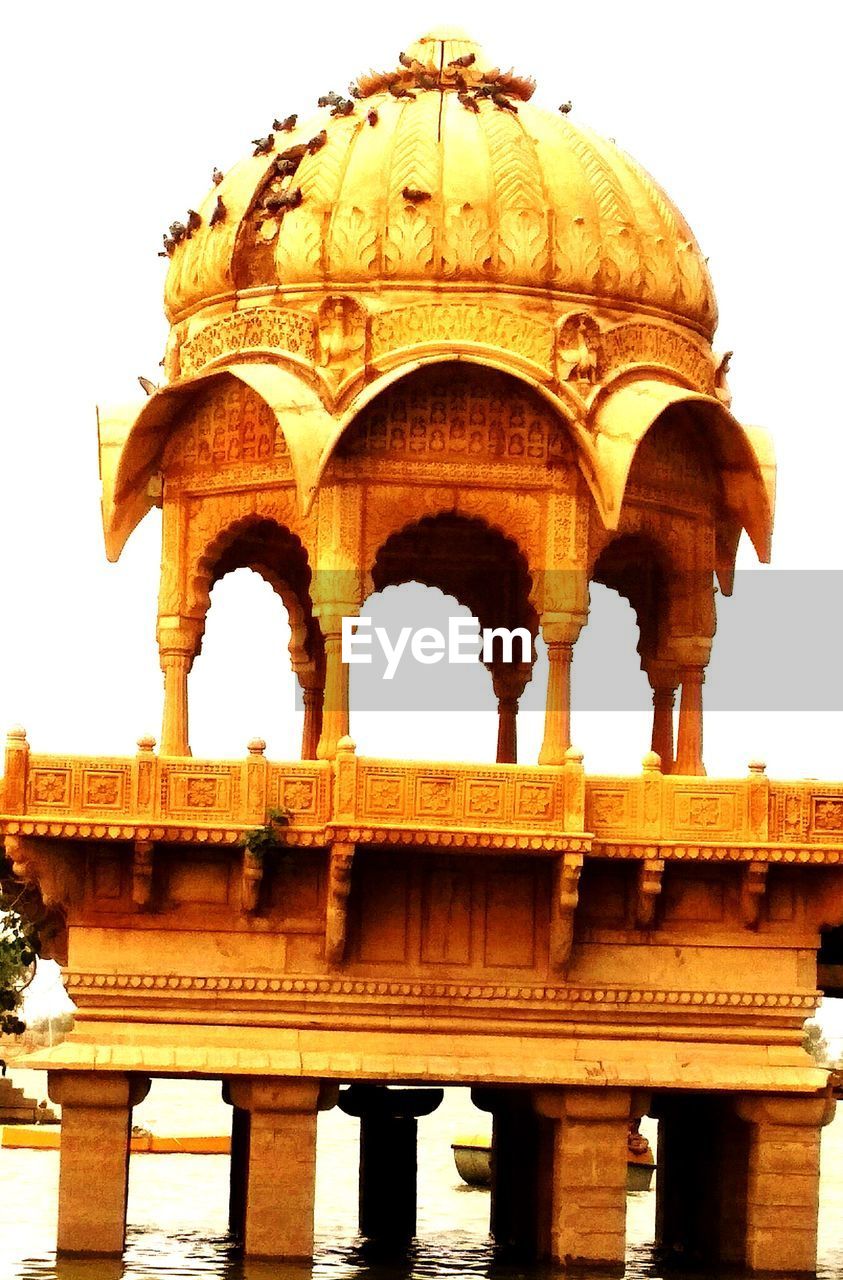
top-left (2, 1077), bottom-right (841, 1280)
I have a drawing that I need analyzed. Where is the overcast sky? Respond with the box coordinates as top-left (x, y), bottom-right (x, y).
top-left (3, 3), bottom-right (843, 1032)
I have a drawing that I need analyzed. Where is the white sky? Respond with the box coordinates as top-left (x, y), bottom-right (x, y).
top-left (3, 2), bottom-right (843, 1035)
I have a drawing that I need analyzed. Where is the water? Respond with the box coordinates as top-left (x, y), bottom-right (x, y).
top-left (1, 1073), bottom-right (841, 1279)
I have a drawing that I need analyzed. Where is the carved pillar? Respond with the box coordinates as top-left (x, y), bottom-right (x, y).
top-left (301, 684), bottom-right (324, 761)
top-left (674, 665), bottom-right (706, 776)
top-left (491, 662), bottom-right (532, 765)
top-left (533, 1086), bottom-right (637, 1268)
top-left (538, 613), bottom-right (585, 766)
top-left (735, 1091), bottom-right (835, 1275)
top-left (3, 725), bottom-right (30, 811)
top-left (226, 1078), bottom-right (333, 1260)
top-left (645, 661), bottom-right (680, 775)
top-left (48, 1071), bottom-right (150, 1256)
top-left (339, 1085), bottom-right (443, 1241)
top-left (314, 610), bottom-right (356, 761)
top-left (473, 1087), bottom-right (540, 1256)
top-left (157, 618), bottom-right (202, 757)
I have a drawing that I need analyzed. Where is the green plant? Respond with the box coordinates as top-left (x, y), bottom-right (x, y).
top-left (0, 882), bottom-right (38, 1035)
top-left (242, 808), bottom-right (290, 860)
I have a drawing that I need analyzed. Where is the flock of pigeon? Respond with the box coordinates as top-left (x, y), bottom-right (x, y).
top-left (159, 50), bottom-right (574, 258)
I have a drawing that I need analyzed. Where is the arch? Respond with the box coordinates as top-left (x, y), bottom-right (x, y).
top-left (310, 355), bottom-right (607, 518)
top-left (591, 533), bottom-right (672, 667)
top-left (193, 515), bottom-right (322, 684)
top-left (99, 363), bottom-right (333, 561)
top-left (589, 378), bottom-right (775, 566)
top-left (371, 512), bottom-right (538, 649)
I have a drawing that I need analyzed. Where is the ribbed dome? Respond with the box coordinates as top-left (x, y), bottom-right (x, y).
top-left (164, 30), bottom-right (717, 337)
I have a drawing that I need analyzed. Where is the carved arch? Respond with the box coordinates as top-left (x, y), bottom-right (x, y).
top-left (192, 515), bottom-right (322, 682)
top-left (311, 356), bottom-right (607, 518)
top-left (590, 378), bottom-right (775, 573)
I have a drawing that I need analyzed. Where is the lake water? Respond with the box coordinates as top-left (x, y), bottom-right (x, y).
top-left (2, 1071), bottom-right (842, 1279)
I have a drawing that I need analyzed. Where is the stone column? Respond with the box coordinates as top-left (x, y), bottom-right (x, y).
top-left (300, 683), bottom-right (324, 761)
top-left (533, 1087), bottom-right (636, 1269)
top-left (157, 618), bottom-right (202, 756)
top-left (315, 610), bottom-right (356, 760)
top-left (674, 665), bottom-right (706, 776)
top-left (221, 1084), bottom-right (250, 1241)
top-left (644, 661), bottom-right (680, 774)
top-left (226, 1078), bottom-right (332, 1260)
top-left (339, 1085), bottom-right (443, 1241)
top-left (491, 663), bottom-right (532, 765)
top-left (736, 1092), bottom-right (836, 1275)
top-left (48, 1070), bottom-right (150, 1256)
top-left (473, 1087), bottom-right (540, 1255)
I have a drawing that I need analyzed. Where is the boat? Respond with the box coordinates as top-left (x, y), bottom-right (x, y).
top-left (0, 1125), bottom-right (230, 1154)
top-left (453, 1121), bottom-right (656, 1193)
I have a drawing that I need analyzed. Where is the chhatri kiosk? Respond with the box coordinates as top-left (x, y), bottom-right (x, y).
top-left (2, 27), bottom-right (841, 1274)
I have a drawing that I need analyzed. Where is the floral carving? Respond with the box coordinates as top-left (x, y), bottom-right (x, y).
top-left (688, 796), bottom-right (721, 827)
top-left (185, 778), bottom-right (219, 808)
top-left (591, 792), bottom-right (626, 826)
top-left (468, 784), bottom-right (502, 816)
top-left (368, 778), bottom-right (403, 813)
top-left (518, 785), bottom-right (552, 818)
top-left (283, 780), bottom-right (315, 812)
top-left (31, 771), bottom-right (70, 806)
top-left (83, 774), bottom-right (122, 808)
top-left (418, 780), bottom-right (454, 815)
top-left (813, 798), bottom-right (843, 833)
top-left (179, 310), bottom-right (315, 376)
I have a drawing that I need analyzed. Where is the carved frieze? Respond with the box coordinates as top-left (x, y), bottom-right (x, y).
top-left (165, 381), bottom-right (292, 484)
top-left (371, 303), bottom-right (554, 369)
top-left (179, 309), bottom-right (316, 377)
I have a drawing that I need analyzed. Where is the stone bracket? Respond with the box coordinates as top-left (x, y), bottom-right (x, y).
top-left (740, 860), bottom-right (768, 929)
top-left (326, 840), bottom-right (355, 967)
top-left (132, 841), bottom-right (155, 910)
top-left (241, 849), bottom-right (264, 915)
top-left (634, 856), bottom-right (664, 929)
top-left (549, 851), bottom-right (582, 973)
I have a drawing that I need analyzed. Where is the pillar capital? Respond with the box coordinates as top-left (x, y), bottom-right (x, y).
top-left (533, 1085), bottom-right (633, 1122)
top-left (48, 1070), bottom-right (150, 1110)
top-left (734, 1090), bottom-right (836, 1129)
top-left (226, 1076), bottom-right (328, 1114)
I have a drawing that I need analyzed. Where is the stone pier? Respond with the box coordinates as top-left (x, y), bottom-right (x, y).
top-left (48, 1071), bottom-right (149, 1256)
top-left (339, 1084), bottom-right (443, 1242)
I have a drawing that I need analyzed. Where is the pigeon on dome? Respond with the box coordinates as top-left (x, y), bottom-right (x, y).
top-left (354, 27), bottom-right (536, 102)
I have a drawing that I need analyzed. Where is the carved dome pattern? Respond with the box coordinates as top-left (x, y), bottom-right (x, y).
top-left (165, 32), bottom-right (716, 336)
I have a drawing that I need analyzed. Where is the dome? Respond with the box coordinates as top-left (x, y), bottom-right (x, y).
top-left (163, 30), bottom-right (717, 341)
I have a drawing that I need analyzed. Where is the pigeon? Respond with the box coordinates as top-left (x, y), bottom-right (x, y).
top-left (389, 83), bottom-right (416, 100)
top-left (212, 167), bottom-right (224, 185)
top-left (448, 53), bottom-right (476, 68)
top-left (348, 83), bottom-right (362, 99)
top-left (169, 221), bottom-right (187, 243)
top-left (492, 93), bottom-right (518, 113)
top-left (252, 135), bottom-right (275, 156)
top-left (458, 92), bottom-right (480, 113)
top-left (209, 196), bottom-right (226, 227)
top-left (159, 234), bottom-right (176, 258)
top-left (402, 187), bottom-right (431, 203)
top-left (274, 114), bottom-right (297, 132)
top-left (273, 155), bottom-right (300, 178)
top-left (264, 187), bottom-right (303, 214)
top-left (558, 101), bottom-right (573, 114)
top-left (330, 98), bottom-right (355, 117)
top-left (307, 130), bottom-right (327, 153)
top-left (185, 209), bottom-right (201, 236)
top-left (317, 91), bottom-right (343, 107)
top-left (367, 108), bottom-right (379, 126)
top-left (138, 376), bottom-right (158, 396)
